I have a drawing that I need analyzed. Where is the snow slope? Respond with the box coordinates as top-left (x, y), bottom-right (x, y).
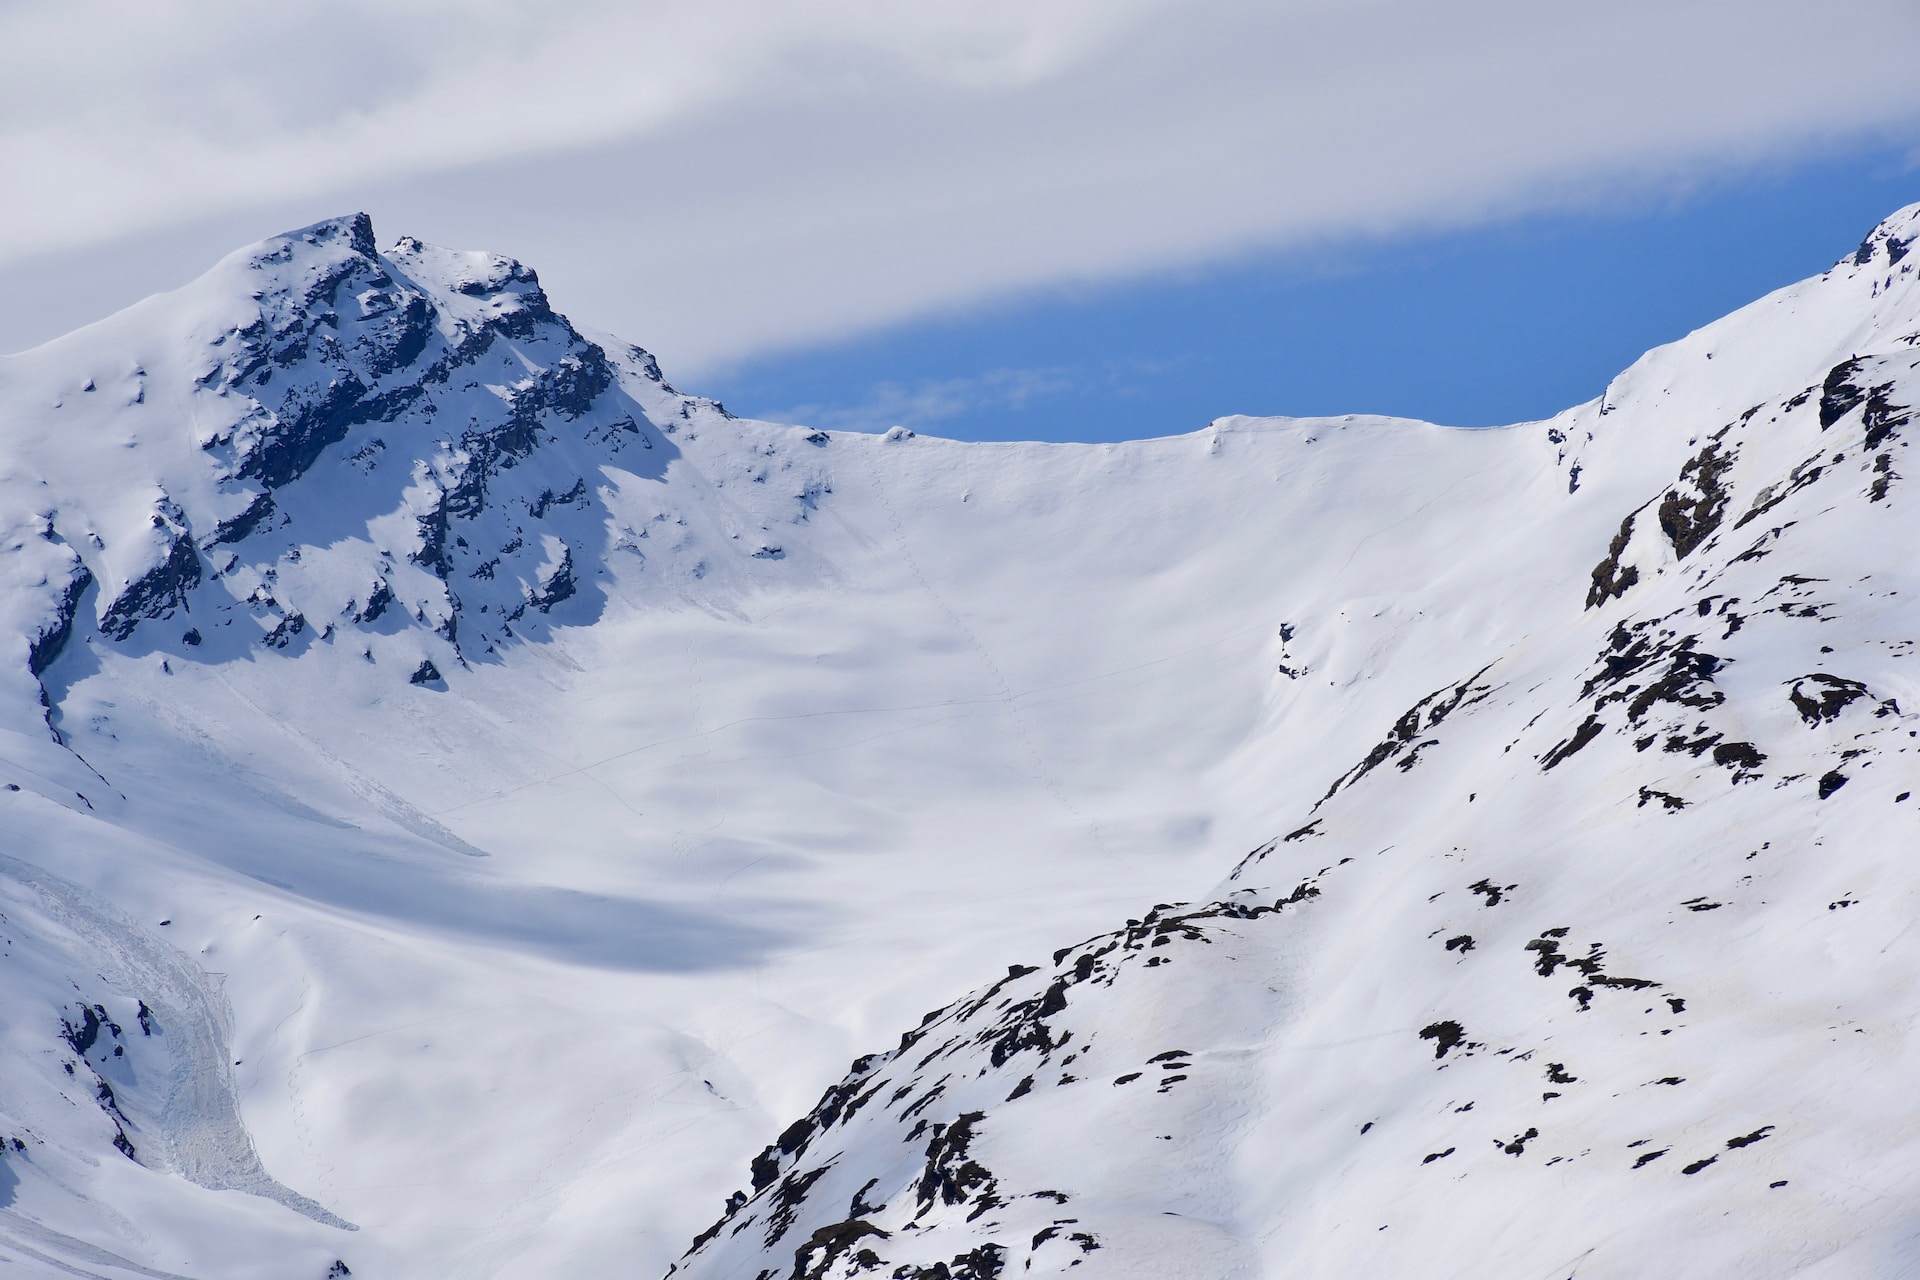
top-left (0, 206), bottom-right (1916, 1278)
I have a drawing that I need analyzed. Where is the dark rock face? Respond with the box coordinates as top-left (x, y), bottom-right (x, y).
top-left (212, 218), bottom-right (440, 492)
top-left (351, 580), bottom-right (394, 625)
top-left (667, 890), bottom-right (1312, 1278)
top-left (522, 546), bottom-right (576, 615)
top-left (203, 491), bottom-right (276, 548)
top-left (25, 213), bottom-right (710, 676)
top-left (28, 562), bottom-right (92, 676)
top-left (1820, 359), bottom-right (1873, 430)
top-left (201, 216), bottom-right (617, 530)
top-left (1788, 674), bottom-right (1872, 725)
top-left (59, 1002), bottom-right (137, 1162)
top-left (2, 211), bottom-right (827, 746)
top-left (1319, 665), bottom-right (1496, 803)
top-left (1655, 436), bottom-right (1734, 560)
top-left (1587, 512), bottom-right (1642, 608)
top-left (1820, 356), bottom-right (1911, 448)
top-left (100, 533), bottom-right (201, 640)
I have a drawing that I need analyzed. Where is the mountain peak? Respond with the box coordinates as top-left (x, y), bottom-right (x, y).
top-left (0, 215), bottom-right (720, 734)
top-left (296, 211), bottom-right (378, 260)
top-left (1847, 200), bottom-right (1920, 270)
top-left (216, 211), bottom-right (380, 288)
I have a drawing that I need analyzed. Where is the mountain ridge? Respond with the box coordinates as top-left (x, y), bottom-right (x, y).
top-left (663, 202), bottom-right (1920, 1280)
top-left (0, 203), bottom-right (1915, 1278)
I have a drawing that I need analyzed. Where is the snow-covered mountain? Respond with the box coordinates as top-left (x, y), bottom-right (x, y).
top-left (0, 205), bottom-right (1916, 1279)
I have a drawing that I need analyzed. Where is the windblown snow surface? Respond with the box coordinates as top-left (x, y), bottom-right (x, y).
top-left (1, 207), bottom-right (1919, 1279)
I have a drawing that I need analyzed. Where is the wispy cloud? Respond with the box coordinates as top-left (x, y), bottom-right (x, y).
top-left (764, 367), bottom-right (1078, 435)
top-left (0, 1), bottom-right (1156, 258)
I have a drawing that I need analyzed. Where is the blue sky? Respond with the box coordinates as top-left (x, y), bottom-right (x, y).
top-left (702, 145), bottom-right (1920, 442)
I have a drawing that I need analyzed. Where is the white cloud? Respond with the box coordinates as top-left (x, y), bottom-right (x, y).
top-left (0, 0), bottom-right (1157, 254)
top-left (5, 0), bottom-right (1920, 366)
top-left (761, 368), bottom-right (1080, 435)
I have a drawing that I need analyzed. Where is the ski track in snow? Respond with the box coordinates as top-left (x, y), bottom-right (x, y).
top-left (864, 453), bottom-right (1108, 861)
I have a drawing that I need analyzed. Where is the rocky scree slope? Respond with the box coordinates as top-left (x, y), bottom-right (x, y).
top-left (665, 210), bottom-right (1920, 1279)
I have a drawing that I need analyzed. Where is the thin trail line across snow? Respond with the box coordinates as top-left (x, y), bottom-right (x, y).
top-left (428, 617), bottom-right (1273, 819)
top-left (1327, 460), bottom-right (1511, 583)
top-left (292, 1000), bottom-right (519, 1061)
top-left (204, 667), bottom-right (490, 857)
top-left (277, 998), bottom-right (516, 1211)
top-left (833, 457), bottom-right (1104, 853)
top-left (451, 1066), bottom-right (716, 1273)
top-left (436, 660), bottom-right (654, 824)
top-left (665, 630), bottom-right (729, 870)
top-left (278, 974), bottom-right (341, 1213)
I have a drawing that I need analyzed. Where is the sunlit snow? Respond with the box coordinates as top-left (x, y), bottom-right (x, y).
top-left (1, 208), bottom-right (1917, 1278)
